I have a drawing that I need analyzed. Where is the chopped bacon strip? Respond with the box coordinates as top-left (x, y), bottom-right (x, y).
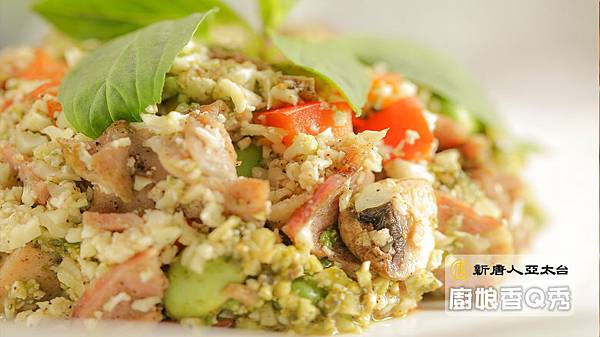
top-left (282, 173), bottom-right (349, 250)
top-left (72, 249), bottom-right (167, 321)
top-left (213, 318), bottom-right (235, 328)
top-left (460, 135), bottom-right (491, 168)
top-left (82, 212), bottom-right (144, 232)
top-left (435, 191), bottom-right (502, 234)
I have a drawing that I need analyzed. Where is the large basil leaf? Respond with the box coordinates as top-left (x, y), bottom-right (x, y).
top-left (339, 36), bottom-right (499, 125)
top-left (59, 12), bottom-right (214, 138)
top-left (270, 33), bottom-right (370, 114)
top-left (33, 0), bottom-right (250, 41)
top-left (259, 0), bottom-right (296, 32)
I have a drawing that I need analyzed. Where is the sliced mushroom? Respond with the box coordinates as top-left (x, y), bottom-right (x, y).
top-left (339, 179), bottom-right (437, 280)
top-left (0, 245), bottom-right (61, 301)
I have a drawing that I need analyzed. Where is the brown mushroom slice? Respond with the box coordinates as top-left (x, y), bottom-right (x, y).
top-left (339, 179), bottom-right (437, 281)
top-left (0, 245), bottom-right (61, 300)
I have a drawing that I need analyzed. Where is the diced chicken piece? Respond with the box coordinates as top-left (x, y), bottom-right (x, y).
top-left (88, 188), bottom-right (155, 213)
top-left (150, 111), bottom-right (270, 222)
top-left (460, 135), bottom-right (491, 168)
top-left (183, 113), bottom-right (237, 183)
top-left (191, 100), bottom-right (230, 117)
top-left (0, 144), bottom-right (49, 205)
top-left (223, 178), bottom-right (270, 221)
top-left (82, 212), bottom-right (144, 232)
top-left (0, 245), bottom-right (61, 300)
top-left (339, 179), bottom-right (437, 280)
top-left (434, 115), bottom-right (469, 151)
top-left (61, 121), bottom-right (166, 212)
top-left (72, 249), bottom-right (167, 321)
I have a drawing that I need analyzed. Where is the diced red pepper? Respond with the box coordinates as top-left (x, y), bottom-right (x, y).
top-left (1, 49), bottom-right (66, 116)
top-left (16, 49), bottom-right (67, 82)
top-left (254, 101), bottom-right (353, 145)
top-left (354, 97), bottom-right (434, 161)
top-left (28, 80), bottom-right (62, 120)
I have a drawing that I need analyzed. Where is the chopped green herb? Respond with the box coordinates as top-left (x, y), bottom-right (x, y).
top-left (59, 13), bottom-right (214, 138)
top-left (319, 228), bottom-right (338, 250)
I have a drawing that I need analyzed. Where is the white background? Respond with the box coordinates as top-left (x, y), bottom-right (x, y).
top-left (0, 0), bottom-right (598, 336)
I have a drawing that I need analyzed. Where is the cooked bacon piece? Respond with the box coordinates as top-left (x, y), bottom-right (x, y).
top-left (282, 173), bottom-right (350, 253)
top-left (82, 212), bottom-right (144, 232)
top-left (72, 249), bottom-right (167, 321)
top-left (468, 168), bottom-right (523, 220)
top-left (213, 318), bottom-right (235, 328)
top-left (0, 144), bottom-right (49, 205)
top-left (280, 171), bottom-right (363, 275)
top-left (434, 115), bottom-right (469, 151)
top-left (0, 245), bottom-right (61, 300)
top-left (436, 191), bottom-right (514, 255)
top-left (435, 191), bottom-right (502, 234)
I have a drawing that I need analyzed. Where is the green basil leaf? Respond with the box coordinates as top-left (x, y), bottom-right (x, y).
top-left (59, 12), bottom-right (215, 138)
top-left (270, 33), bottom-right (369, 114)
top-left (32, 0), bottom-right (250, 41)
top-left (259, 0), bottom-right (296, 32)
top-left (339, 36), bottom-right (500, 126)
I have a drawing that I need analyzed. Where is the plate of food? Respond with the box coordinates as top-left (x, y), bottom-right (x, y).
top-left (0, 0), bottom-right (597, 336)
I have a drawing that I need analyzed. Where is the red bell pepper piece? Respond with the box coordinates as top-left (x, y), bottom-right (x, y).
top-left (254, 101), bottom-right (353, 145)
